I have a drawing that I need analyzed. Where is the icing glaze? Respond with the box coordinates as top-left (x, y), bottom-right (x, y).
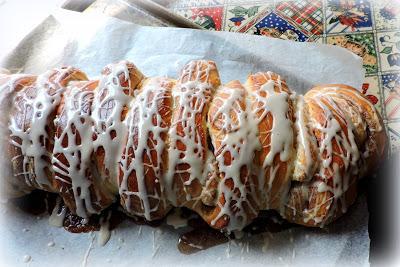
top-left (49, 196), bottom-right (67, 227)
top-left (293, 95), bottom-right (317, 180)
top-left (0, 74), bottom-right (37, 197)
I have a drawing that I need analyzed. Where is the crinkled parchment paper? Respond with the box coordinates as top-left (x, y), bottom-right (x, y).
top-left (0, 9), bottom-right (369, 267)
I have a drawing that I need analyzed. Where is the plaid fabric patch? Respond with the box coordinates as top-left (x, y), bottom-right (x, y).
top-left (276, 0), bottom-right (323, 35)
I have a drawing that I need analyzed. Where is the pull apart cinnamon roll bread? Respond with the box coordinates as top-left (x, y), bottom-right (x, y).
top-left (0, 60), bottom-right (387, 231)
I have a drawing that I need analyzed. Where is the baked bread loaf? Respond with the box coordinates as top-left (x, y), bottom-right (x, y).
top-left (0, 60), bottom-right (387, 231)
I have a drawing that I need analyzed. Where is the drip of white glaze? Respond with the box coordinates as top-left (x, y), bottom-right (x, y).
top-left (49, 197), bottom-right (67, 227)
top-left (0, 75), bottom-right (38, 197)
top-left (98, 210), bottom-right (112, 246)
top-left (293, 95), bottom-right (316, 180)
top-left (81, 233), bottom-right (95, 267)
top-left (250, 74), bottom-right (294, 213)
top-left (253, 79), bottom-right (293, 167)
top-left (316, 93), bottom-right (359, 169)
top-left (23, 255), bottom-right (31, 263)
top-left (166, 209), bottom-right (188, 229)
top-left (323, 86), bottom-right (382, 132)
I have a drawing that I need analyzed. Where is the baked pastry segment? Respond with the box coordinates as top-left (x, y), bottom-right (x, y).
top-left (119, 77), bottom-right (175, 220)
top-left (1, 74), bottom-right (38, 197)
top-left (8, 68), bottom-right (87, 194)
top-left (93, 61), bottom-right (144, 197)
top-left (53, 80), bottom-right (108, 218)
top-left (198, 80), bottom-right (260, 231)
top-left (245, 72), bottom-right (295, 213)
top-left (166, 60), bottom-right (221, 207)
top-left (284, 84), bottom-right (387, 227)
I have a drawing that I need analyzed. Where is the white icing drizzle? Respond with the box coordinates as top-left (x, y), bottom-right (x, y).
top-left (166, 61), bottom-right (215, 205)
top-left (250, 74), bottom-right (294, 212)
top-left (22, 255), bottom-right (31, 263)
top-left (93, 62), bottom-right (134, 188)
top-left (52, 81), bottom-right (98, 218)
top-left (49, 197), bottom-right (67, 227)
top-left (166, 209), bottom-right (188, 229)
top-left (253, 78), bottom-right (293, 167)
top-left (209, 83), bottom-right (260, 231)
top-left (120, 78), bottom-right (171, 220)
top-left (323, 86), bottom-right (382, 132)
top-left (225, 241), bottom-right (231, 258)
top-left (9, 69), bottom-right (72, 189)
top-left (293, 95), bottom-right (316, 180)
top-left (98, 210), bottom-right (112, 246)
top-left (81, 233), bottom-right (95, 267)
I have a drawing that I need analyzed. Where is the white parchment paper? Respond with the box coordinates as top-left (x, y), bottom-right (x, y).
top-left (0, 9), bottom-right (369, 267)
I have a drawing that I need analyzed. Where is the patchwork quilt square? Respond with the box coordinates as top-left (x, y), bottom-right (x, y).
top-left (326, 0), bottom-right (373, 33)
top-left (276, 0), bottom-right (323, 35)
top-left (225, 4), bottom-right (273, 32)
top-left (377, 31), bottom-right (400, 72)
top-left (373, 0), bottom-right (400, 30)
top-left (362, 75), bottom-right (383, 114)
top-left (249, 12), bottom-right (309, 42)
top-left (175, 6), bottom-right (224, 30)
top-left (382, 72), bottom-right (400, 121)
top-left (387, 121), bottom-right (400, 154)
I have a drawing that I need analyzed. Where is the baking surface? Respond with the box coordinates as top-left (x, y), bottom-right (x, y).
top-left (0, 8), bottom-right (368, 267)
